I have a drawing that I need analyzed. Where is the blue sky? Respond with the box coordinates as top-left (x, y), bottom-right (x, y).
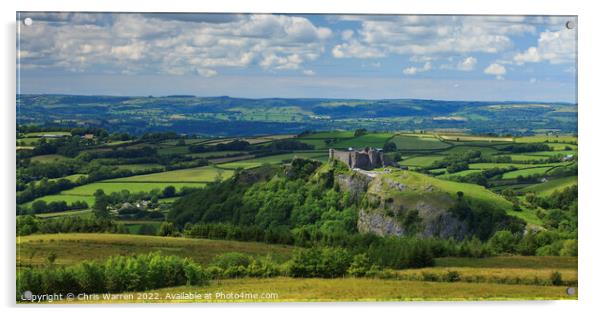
top-left (17, 13), bottom-right (577, 102)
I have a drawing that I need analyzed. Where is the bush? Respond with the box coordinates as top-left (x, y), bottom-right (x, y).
top-left (212, 252), bottom-right (253, 270)
top-left (488, 230), bottom-right (520, 254)
top-left (560, 239), bottom-right (578, 256)
top-left (550, 271), bottom-right (563, 286)
top-left (444, 270), bottom-right (461, 282)
top-left (288, 247), bottom-right (352, 278)
top-left (347, 253), bottom-right (370, 277)
top-left (17, 252), bottom-right (209, 299)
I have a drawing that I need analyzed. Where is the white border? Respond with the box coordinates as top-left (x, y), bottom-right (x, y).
top-left (2, 1), bottom-right (600, 315)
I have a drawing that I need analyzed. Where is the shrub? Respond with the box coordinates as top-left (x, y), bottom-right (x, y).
top-left (16, 252), bottom-right (208, 300)
top-left (488, 230), bottom-right (520, 254)
top-left (444, 270), bottom-right (461, 282)
top-left (559, 239), bottom-right (578, 256)
top-left (550, 271), bottom-right (563, 286)
top-left (347, 253), bottom-right (370, 277)
top-left (288, 247), bottom-right (351, 278)
top-left (212, 252), bottom-right (253, 270)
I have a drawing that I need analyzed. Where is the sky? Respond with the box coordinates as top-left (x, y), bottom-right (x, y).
top-left (17, 13), bottom-right (577, 102)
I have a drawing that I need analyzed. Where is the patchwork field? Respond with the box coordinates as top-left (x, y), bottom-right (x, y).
top-left (103, 166), bottom-right (232, 183)
top-left (61, 182), bottom-right (206, 196)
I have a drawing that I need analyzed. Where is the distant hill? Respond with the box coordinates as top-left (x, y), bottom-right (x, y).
top-left (16, 94), bottom-right (577, 136)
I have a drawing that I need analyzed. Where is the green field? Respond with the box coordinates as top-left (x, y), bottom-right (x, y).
top-left (440, 146), bottom-right (500, 156)
top-left (516, 135), bottom-right (577, 144)
top-left (218, 152), bottom-right (327, 169)
top-left (35, 209), bottom-right (93, 219)
top-left (385, 170), bottom-right (513, 211)
top-left (115, 164), bottom-right (164, 171)
top-left (520, 176), bottom-right (578, 196)
top-left (61, 182), bottom-right (206, 196)
top-left (502, 167), bottom-right (553, 179)
top-left (400, 155), bottom-right (444, 167)
top-left (104, 166), bottom-right (232, 183)
top-left (22, 194), bottom-right (95, 209)
top-left (390, 135), bottom-right (451, 150)
top-left (334, 133), bottom-right (392, 149)
top-left (30, 154), bottom-right (71, 163)
top-left (24, 131), bottom-right (72, 137)
top-left (17, 233), bottom-right (295, 268)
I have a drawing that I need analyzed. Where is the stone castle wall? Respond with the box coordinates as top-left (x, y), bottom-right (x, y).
top-left (329, 148), bottom-right (386, 170)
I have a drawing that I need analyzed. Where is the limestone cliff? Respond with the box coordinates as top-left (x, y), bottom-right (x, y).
top-left (333, 169), bottom-right (507, 240)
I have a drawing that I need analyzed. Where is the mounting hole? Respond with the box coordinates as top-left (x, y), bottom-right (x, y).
top-left (566, 21), bottom-right (575, 29)
top-left (23, 17), bottom-right (33, 26)
top-left (566, 287), bottom-right (576, 295)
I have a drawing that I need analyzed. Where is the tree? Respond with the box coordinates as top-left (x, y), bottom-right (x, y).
top-left (93, 189), bottom-right (110, 219)
top-left (158, 222), bottom-right (176, 236)
top-left (162, 185), bottom-right (175, 198)
top-left (354, 128), bottom-right (368, 137)
top-left (383, 141), bottom-right (397, 152)
top-left (347, 253), bottom-right (370, 277)
top-left (31, 200), bottom-right (48, 214)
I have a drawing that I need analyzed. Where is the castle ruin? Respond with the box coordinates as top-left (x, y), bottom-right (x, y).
top-left (329, 147), bottom-right (386, 170)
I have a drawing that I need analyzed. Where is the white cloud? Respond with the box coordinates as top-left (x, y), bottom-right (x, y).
top-left (484, 63), bottom-right (506, 79)
top-left (196, 68), bottom-right (218, 78)
top-left (457, 56), bottom-right (477, 71)
top-left (529, 78), bottom-right (537, 84)
top-left (341, 29), bottom-right (354, 40)
top-left (302, 69), bottom-right (315, 76)
top-left (18, 13), bottom-right (333, 76)
top-left (330, 16), bottom-right (536, 59)
top-left (403, 62), bottom-right (432, 75)
top-left (513, 29), bottom-right (576, 65)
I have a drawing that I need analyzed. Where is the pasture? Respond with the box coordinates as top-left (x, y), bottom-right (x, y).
top-left (520, 176), bottom-right (578, 196)
top-left (390, 135), bottom-right (451, 150)
top-left (61, 182), bottom-right (206, 196)
top-left (103, 166), bottom-right (232, 183)
top-left (16, 233), bottom-right (295, 268)
top-left (65, 278), bottom-right (575, 303)
top-left (501, 167), bottom-right (553, 180)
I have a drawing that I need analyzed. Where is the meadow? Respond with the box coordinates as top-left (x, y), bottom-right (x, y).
top-left (17, 233), bottom-right (296, 268)
top-left (51, 278), bottom-right (575, 303)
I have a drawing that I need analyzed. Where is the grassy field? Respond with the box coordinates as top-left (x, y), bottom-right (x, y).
top-left (114, 164), bottom-right (164, 172)
top-left (520, 176), bottom-right (578, 196)
top-left (334, 133), bottom-right (392, 149)
top-left (385, 170), bottom-right (513, 211)
top-left (17, 233), bottom-right (296, 268)
top-left (400, 155), bottom-right (444, 167)
top-left (390, 135), bottom-right (451, 150)
top-left (30, 154), bottom-right (71, 163)
top-left (61, 182), bottom-right (206, 196)
top-left (24, 131), bottom-right (72, 137)
top-left (516, 135), bottom-right (577, 144)
top-left (218, 152), bottom-right (327, 169)
top-left (501, 167), bottom-right (553, 179)
top-left (435, 256), bottom-right (577, 269)
top-left (58, 278), bottom-right (575, 303)
top-left (439, 135), bottom-right (514, 142)
top-left (22, 194), bottom-right (95, 209)
top-left (104, 166), bottom-right (232, 183)
top-left (34, 209), bottom-right (94, 219)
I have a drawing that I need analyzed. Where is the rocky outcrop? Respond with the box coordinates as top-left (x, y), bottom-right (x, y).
top-left (334, 172), bottom-right (372, 202)
top-left (348, 171), bottom-right (471, 239)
